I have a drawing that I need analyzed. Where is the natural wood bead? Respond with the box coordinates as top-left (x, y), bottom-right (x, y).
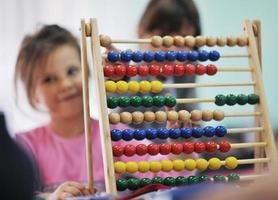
top-left (132, 111), bottom-right (144, 124)
top-left (190, 110), bottom-right (202, 121)
top-left (217, 37), bottom-right (227, 47)
top-left (163, 35), bottom-right (174, 47)
top-left (178, 110), bottom-right (191, 122)
top-left (155, 111), bottom-right (167, 123)
top-left (206, 36), bottom-right (217, 46)
top-left (109, 113), bottom-right (120, 124)
top-left (202, 110), bottom-right (213, 121)
top-left (144, 111), bottom-right (156, 123)
top-left (184, 35), bottom-right (196, 47)
top-left (151, 35), bottom-right (163, 47)
top-left (174, 36), bottom-right (185, 47)
top-left (213, 110), bottom-right (225, 121)
top-left (227, 37), bottom-right (238, 46)
top-left (120, 112), bottom-right (132, 124)
top-left (100, 35), bottom-right (112, 48)
top-left (195, 36), bottom-right (206, 47)
top-left (167, 111), bottom-right (179, 122)
top-left (237, 36), bottom-right (248, 46)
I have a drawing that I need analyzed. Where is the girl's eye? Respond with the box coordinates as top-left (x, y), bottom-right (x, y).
top-left (67, 66), bottom-right (79, 76)
top-left (43, 75), bottom-right (55, 84)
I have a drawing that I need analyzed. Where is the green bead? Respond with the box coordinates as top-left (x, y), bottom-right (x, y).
top-left (236, 94), bottom-right (248, 105)
top-left (187, 176), bottom-right (199, 185)
top-left (152, 177), bottom-right (164, 184)
top-left (163, 177), bottom-right (176, 186)
top-left (199, 175), bottom-right (210, 183)
top-left (130, 96), bottom-right (142, 107)
top-left (107, 96), bottom-right (119, 109)
top-left (140, 178), bottom-right (152, 187)
top-left (127, 178), bottom-right (140, 190)
top-left (227, 173), bottom-right (240, 182)
top-left (165, 96), bottom-right (176, 107)
top-left (116, 179), bottom-right (128, 191)
top-left (142, 96), bottom-right (153, 107)
top-left (226, 94), bottom-right (237, 106)
top-left (175, 176), bottom-right (187, 186)
top-left (213, 175), bottom-right (226, 182)
top-left (118, 96), bottom-right (130, 107)
top-left (248, 94), bottom-right (260, 105)
top-left (215, 94), bottom-right (226, 106)
top-left (153, 95), bottom-right (165, 107)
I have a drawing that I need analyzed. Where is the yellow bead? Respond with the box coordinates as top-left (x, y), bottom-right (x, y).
top-left (105, 81), bottom-right (117, 93)
top-left (128, 81), bottom-right (140, 93)
top-left (125, 161), bottom-right (138, 173)
top-left (184, 159), bottom-right (196, 171)
top-left (225, 156), bottom-right (238, 169)
top-left (139, 81), bottom-right (151, 93)
top-left (208, 158), bottom-right (222, 170)
top-left (114, 161), bottom-right (126, 174)
top-left (196, 158), bottom-right (209, 171)
top-left (138, 161), bottom-right (150, 173)
top-left (173, 159), bottom-right (185, 171)
top-left (116, 81), bottom-right (128, 93)
top-left (150, 161), bottom-right (162, 172)
top-left (151, 80), bottom-right (163, 93)
top-left (161, 160), bottom-right (173, 172)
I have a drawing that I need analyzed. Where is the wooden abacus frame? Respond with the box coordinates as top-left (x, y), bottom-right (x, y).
top-left (80, 18), bottom-right (278, 194)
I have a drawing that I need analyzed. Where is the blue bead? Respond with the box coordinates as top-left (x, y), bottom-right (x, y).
top-left (111, 129), bottom-right (122, 141)
top-left (198, 50), bottom-right (209, 61)
top-left (215, 126), bottom-right (227, 137)
top-left (157, 128), bottom-right (169, 139)
top-left (146, 128), bottom-right (158, 140)
top-left (133, 129), bottom-right (146, 140)
top-left (180, 128), bottom-right (192, 138)
top-left (187, 51), bottom-right (199, 61)
top-left (169, 128), bottom-right (181, 139)
top-left (209, 50), bottom-right (220, 61)
top-left (204, 126), bottom-right (215, 137)
top-left (176, 51), bottom-right (188, 61)
top-left (132, 51), bottom-right (143, 62)
top-left (122, 129), bottom-right (134, 141)
top-left (165, 51), bottom-right (177, 61)
top-left (143, 51), bottom-right (155, 62)
top-left (192, 127), bottom-right (204, 138)
top-left (107, 51), bottom-right (120, 62)
top-left (154, 51), bottom-right (166, 62)
top-left (120, 51), bottom-right (132, 62)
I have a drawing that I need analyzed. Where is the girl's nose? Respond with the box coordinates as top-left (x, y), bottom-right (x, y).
top-left (59, 78), bottom-right (73, 92)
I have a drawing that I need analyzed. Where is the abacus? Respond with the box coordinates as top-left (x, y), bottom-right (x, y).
top-left (80, 19), bottom-right (278, 195)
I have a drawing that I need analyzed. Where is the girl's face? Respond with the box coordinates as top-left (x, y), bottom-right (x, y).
top-left (34, 45), bottom-right (83, 120)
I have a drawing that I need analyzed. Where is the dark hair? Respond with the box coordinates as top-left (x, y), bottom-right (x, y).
top-left (14, 25), bottom-right (80, 109)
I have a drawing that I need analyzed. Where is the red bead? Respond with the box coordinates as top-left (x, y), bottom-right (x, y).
top-left (138, 65), bottom-right (149, 76)
top-left (183, 142), bottom-right (194, 154)
top-left (126, 65), bottom-right (138, 77)
top-left (206, 64), bottom-right (217, 75)
top-left (136, 144), bottom-right (148, 156)
top-left (171, 143), bottom-right (183, 155)
top-left (114, 65), bottom-right (126, 76)
top-left (124, 144), bottom-right (136, 157)
top-left (206, 141), bottom-right (217, 153)
top-left (219, 140), bottom-right (231, 152)
top-left (185, 64), bottom-right (196, 75)
top-left (149, 64), bottom-right (161, 76)
top-left (162, 64), bottom-right (174, 76)
top-left (195, 64), bottom-right (207, 75)
top-left (194, 142), bottom-right (206, 153)
top-left (148, 144), bottom-right (160, 155)
top-left (174, 64), bottom-right (185, 76)
top-left (112, 145), bottom-right (123, 157)
top-left (159, 143), bottom-right (171, 155)
top-left (104, 65), bottom-right (115, 77)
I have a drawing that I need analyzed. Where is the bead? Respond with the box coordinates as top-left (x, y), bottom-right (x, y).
top-left (215, 94), bottom-right (226, 106)
top-left (128, 81), bottom-right (140, 93)
top-left (208, 158), bottom-right (221, 170)
top-left (127, 178), bottom-right (140, 190)
top-left (195, 64), bottom-right (207, 75)
top-left (227, 37), bottom-right (237, 46)
top-left (164, 177), bottom-right (176, 186)
top-left (194, 142), bottom-right (206, 153)
top-left (138, 65), bottom-right (149, 76)
top-left (206, 36), bottom-right (217, 46)
top-left (225, 156), bottom-right (238, 169)
top-left (150, 161), bottom-right (162, 172)
top-left (118, 96), bottom-right (130, 107)
top-left (165, 96), bottom-right (176, 107)
top-left (144, 111), bottom-right (156, 123)
top-left (160, 144), bottom-right (171, 155)
top-left (184, 35), bottom-right (196, 47)
top-left (236, 94), bottom-right (248, 105)
top-left (132, 111), bottom-right (144, 124)
top-left (248, 94), bottom-right (259, 104)
top-left (173, 159), bottom-right (185, 171)
top-left (198, 50), bottom-right (209, 61)
top-left (126, 65), bottom-right (138, 77)
top-left (116, 81), bottom-right (128, 93)
top-left (107, 96), bottom-right (118, 109)
top-left (148, 144), bottom-right (160, 155)
top-left (130, 96), bottom-right (142, 107)
top-left (155, 51), bottom-right (166, 62)
top-left (152, 177), bottom-right (164, 184)
top-left (140, 178), bottom-right (152, 187)
top-left (202, 110), bottom-right (213, 121)
top-left (237, 36), bottom-right (248, 46)
top-left (176, 176), bottom-right (187, 186)
top-left (143, 51), bottom-right (155, 62)
top-left (139, 80), bottom-right (151, 93)
top-left (120, 50), bottom-right (133, 62)
top-left (174, 36), bottom-right (185, 47)
top-left (134, 129), bottom-right (146, 140)
top-left (199, 175), bottom-right (210, 183)
top-left (213, 110), bottom-right (225, 121)
top-left (111, 129), bottom-right (122, 141)
top-left (114, 161), bottom-right (126, 173)
top-left (122, 129), bottom-right (134, 141)
top-left (215, 126), bottom-right (227, 137)
top-left (209, 50), bottom-right (220, 61)
top-left (163, 35), bottom-right (174, 47)
top-left (107, 51), bottom-right (120, 62)
top-left (217, 37), bottom-right (227, 46)
top-left (138, 161), bottom-right (150, 172)
top-left (126, 161), bottom-right (138, 173)
top-left (187, 176), bottom-right (199, 184)
top-left (109, 113), bottom-right (120, 124)
top-left (196, 158), bottom-right (209, 171)
top-left (184, 159), bottom-right (196, 171)
top-left (195, 36), bottom-right (206, 47)
top-left (114, 65), bottom-right (126, 76)
top-left (206, 141), bottom-right (217, 153)
top-left (178, 110), bottom-right (191, 122)
top-left (153, 95), bottom-right (165, 107)
top-left (136, 144), bottom-right (148, 156)
top-left (157, 128), bottom-right (169, 139)
top-left (151, 36), bottom-right (163, 48)
top-left (171, 143), bottom-right (183, 155)
top-left (162, 64), bottom-right (174, 76)
top-left (183, 142), bottom-right (194, 154)
top-left (192, 127), bottom-right (204, 138)
top-left (124, 144), bottom-right (136, 157)
top-left (151, 80), bottom-right (163, 93)
top-left (227, 173), bottom-right (240, 181)
top-left (176, 51), bottom-right (188, 61)
top-left (142, 96), bottom-right (153, 107)
top-left (145, 128), bottom-right (158, 139)
top-left (185, 64), bottom-right (196, 75)
top-left (213, 175), bottom-right (226, 182)
top-left (167, 111), bottom-right (179, 122)
top-left (161, 160), bottom-right (173, 172)
top-left (174, 64), bottom-right (185, 76)
top-left (132, 51), bottom-right (143, 62)
top-left (105, 81), bottom-right (117, 93)
top-left (226, 94), bottom-right (237, 106)
top-left (119, 111), bottom-right (131, 123)
top-left (116, 179), bottom-right (128, 191)
top-left (187, 51), bottom-right (199, 61)
top-left (149, 64), bottom-right (161, 76)
top-left (100, 35), bottom-right (112, 48)
top-left (165, 51), bottom-right (177, 61)
top-left (181, 128), bottom-right (192, 139)
top-left (103, 65), bottom-right (114, 77)
top-left (190, 110), bottom-right (202, 121)
top-left (169, 128), bottom-right (181, 139)
top-left (204, 126), bottom-right (215, 137)
top-left (219, 140), bottom-right (231, 152)
top-left (113, 145), bottom-right (124, 157)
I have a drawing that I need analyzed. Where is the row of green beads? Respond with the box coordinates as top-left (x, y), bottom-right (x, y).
top-left (116, 173), bottom-right (240, 191)
top-left (107, 95), bottom-right (176, 109)
top-left (215, 94), bottom-right (259, 106)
